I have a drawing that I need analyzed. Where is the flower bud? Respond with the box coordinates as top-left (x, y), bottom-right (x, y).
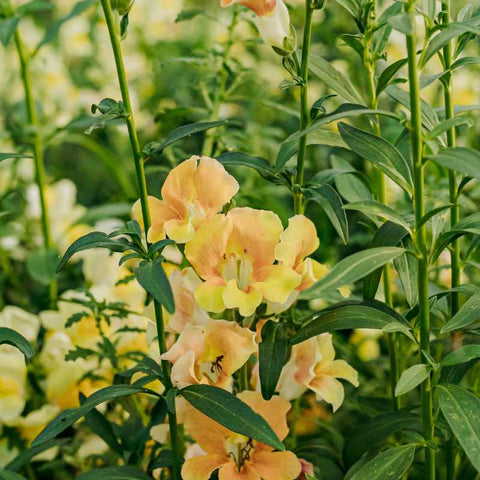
top-left (111, 0), bottom-right (134, 15)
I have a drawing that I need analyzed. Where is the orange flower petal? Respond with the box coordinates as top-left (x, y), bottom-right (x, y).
top-left (220, 0), bottom-right (277, 16)
top-left (218, 461), bottom-right (260, 480)
top-left (182, 454), bottom-right (227, 480)
top-left (161, 157), bottom-right (197, 215)
top-left (308, 374), bottom-right (345, 412)
top-left (250, 451), bottom-right (302, 480)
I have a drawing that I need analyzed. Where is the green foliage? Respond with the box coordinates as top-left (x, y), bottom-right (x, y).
top-left (0, 327), bottom-right (34, 360)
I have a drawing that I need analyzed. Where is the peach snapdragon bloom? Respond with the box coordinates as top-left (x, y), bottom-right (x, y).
top-left (277, 333), bottom-right (358, 411)
top-left (160, 319), bottom-right (257, 389)
top-left (182, 391), bottom-right (301, 480)
top-left (221, 0), bottom-right (291, 49)
top-left (133, 156), bottom-right (238, 243)
top-left (186, 208), bottom-right (302, 317)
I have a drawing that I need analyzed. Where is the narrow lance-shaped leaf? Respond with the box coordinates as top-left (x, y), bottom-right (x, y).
top-left (441, 292), bottom-right (480, 333)
top-left (338, 122), bottom-right (413, 195)
top-left (76, 466), bottom-right (153, 480)
top-left (441, 345), bottom-right (480, 367)
top-left (0, 328), bottom-right (34, 360)
top-left (259, 321), bottom-right (289, 400)
top-left (349, 445), bottom-right (416, 480)
top-left (0, 153), bottom-right (33, 162)
top-left (292, 300), bottom-right (410, 345)
top-left (300, 247), bottom-right (405, 299)
top-left (395, 364), bottom-right (431, 397)
top-left (438, 384), bottom-right (480, 472)
top-left (428, 147), bottom-right (480, 180)
top-left (180, 384), bottom-right (284, 451)
top-left (134, 259), bottom-right (175, 313)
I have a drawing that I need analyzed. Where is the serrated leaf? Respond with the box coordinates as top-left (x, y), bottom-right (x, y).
top-left (32, 385), bottom-right (158, 447)
top-left (438, 384), bottom-right (480, 472)
top-left (0, 328), bottom-right (34, 360)
top-left (349, 445), bottom-right (416, 480)
top-left (441, 293), bottom-right (480, 333)
top-left (395, 364), bottom-right (430, 396)
top-left (180, 384), bottom-right (284, 451)
top-left (301, 247), bottom-right (405, 299)
top-left (338, 123), bottom-right (413, 195)
top-left (134, 259), bottom-right (175, 313)
top-left (292, 300), bottom-right (409, 345)
top-left (259, 321), bottom-right (289, 400)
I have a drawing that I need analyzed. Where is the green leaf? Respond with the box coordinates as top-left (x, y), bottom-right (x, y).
top-left (134, 259), bottom-right (175, 314)
top-left (349, 445), bottom-right (416, 480)
top-left (427, 117), bottom-right (473, 140)
top-left (144, 120), bottom-right (228, 156)
top-left (363, 222), bottom-right (409, 300)
top-left (344, 200), bottom-right (412, 234)
top-left (259, 321), bottom-right (289, 400)
top-left (0, 328), bottom-right (34, 360)
top-left (421, 18), bottom-right (480, 67)
top-left (343, 411), bottom-right (422, 467)
top-left (181, 384), bottom-right (284, 451)
top-left (438, 384), bottom-right (480, 472)
top-left (393, 242), bottom-right (418, 308)
top-left (309, 54), bottom-right (364, 104)
top-left (75, 203), bottom-right (132, 225)
top-left (76, 466), bottom-right (152, 480)
top-left (0, 472), bottom-right (27, 480)
top-left (4, 439), bottom-right (68, 472)
top-left (26, 248), bottom-right (58, 285)
top-left (301, 247), bottom-right (405, 299)
top-left (428, 147), bottom-right (480, 180)
top-left (307, 129), bottom-right (347, 148)
top-left (275, 140), bottom-right (297, 171)
top-left (32, 385), bottom-right (158, 447)
top-left (292, 300), bottom-right (409, 345)
top-left (175, 9), bottom-right (204, 22)
top-left (57, 231), bottom-right (129, 272)
top-left (417, 204), bottom-right (453, 230)
top-left (441, 293), bottom-right (480, 333)
top-left (0, 17), bottom-right (20, 47)
top-left (216, 151), bottom-right (277, 182)
top-left (395, 364), bottom-right (430, 396)
top-left (442, 345), bottom-right (480, 367)
top-left (331, 156), bottom-right (373, 203)
top-left (305, 185), bottom-right (348, 244)
top-left (387, 13), bottom-right (413, 35)
top-left (34, 0), bottom-right (96, 54)
top-left (0, 153), bottom-right (33, 162)
top-left (376, 59), bottom-right (407, 96)
top-left (334, 0), bottom-right (361, 17)
top-left (338, 123), bottom-right (413, 195)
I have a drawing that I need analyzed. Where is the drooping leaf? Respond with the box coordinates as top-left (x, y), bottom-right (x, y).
top-left (441, 345), bottom-right (480, 367)
top-left (76, 466), bottom-right (152, 480)
top-left (0, 153), bottom-right (33, 162)
top-left (349, 445), bottom-right (416, 480)
top-left (4, 439), bottom-right (68, 472)
top-left (428, 147), bottom-right (480, 180)
top-left (395, 364), bottom-right (431, 396)
top-left (57, 232), bottom-right (129, 272)
top-left (376, 59), bottom-right (407, 96)
top-left (301, 247), bottom-right (405, 299)
top-left (32, 385), bottom-right (158, 447)
top-left (292, 300), bottom-right (409, 345)
top-left (259, 321), bottom-right (289, 400)
top-left (363, 222), bottom-right (409, 300)
top-left (134, 259), bottom-right (174, 313)
top-left (438, 384), bottom-right (480, 472)
top-left (338, 123), bottom-right (413, 194)
top-left (180, 384), bottom-right (284, 451)
top-left (144, 120), bottom-right (228, 156)
top-left (26, 248), bottom-right (59, 285)
top-left (309, 54), bottom-right (364, 104)
top-left (305, 185), bottom-right (348, 244)
top-left (441, 293), bottom-right (480, 333)
top-left (0, 328), bottom-right (34, 360)
top-left (343, 411), bottom-right (421, 466)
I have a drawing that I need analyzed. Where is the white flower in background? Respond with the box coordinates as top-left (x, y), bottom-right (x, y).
top-left (14, 404), bottom-right (60, 444)
top-left (0, 346), bottom-right (27, 424)
top-left (0, 306), bottom-right (40, 342)
top-left (0, 437), bottom-right (18, 468)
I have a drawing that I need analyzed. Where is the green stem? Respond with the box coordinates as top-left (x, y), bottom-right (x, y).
top-left (363, 12), bottom-right (399, 410)
top-left (441, 2), bottom-right (459, 478)
top-left (294, 1), bottom-right (314, 214)
top-left (405, 2), bottom-right (435, 478)
top-left (202, 8), bottom-right (239, 157)
top-left (100, 2), bottom-right (181, 477)
top-left (13, 27), bottom-right (57, 305)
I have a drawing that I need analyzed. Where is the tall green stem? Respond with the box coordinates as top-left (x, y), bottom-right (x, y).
top-left (363, 13), bottom-right (399, 411)
top-left (13, 27), bottom-right (57, 305)
top-left (441, 2), bottom-right (459, 478)
top-left (405, 2), bottom-right (435, 478)
top-left (294, 1), bottom-right (314, 214)
top-left (100, 2), bottom-right (181, 477)
top-left (202, 8), bottom-right (238, 157)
